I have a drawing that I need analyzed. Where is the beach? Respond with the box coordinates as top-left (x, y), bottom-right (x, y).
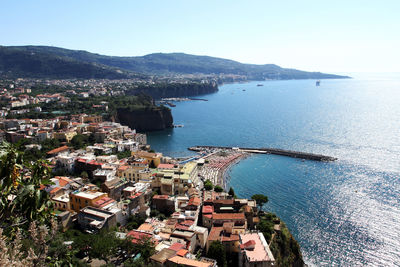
top-left (196, 148), bottom-right (249, 189)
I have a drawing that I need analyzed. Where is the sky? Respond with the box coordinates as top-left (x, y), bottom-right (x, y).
top-left (1, 0), bottom-right (399, 73)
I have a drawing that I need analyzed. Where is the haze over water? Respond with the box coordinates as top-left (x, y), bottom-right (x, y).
top-left (148, 74), bottom-right (400, 266)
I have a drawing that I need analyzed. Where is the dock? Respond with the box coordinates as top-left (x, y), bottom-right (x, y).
top-left (188, 145), bottom-right (337, 162)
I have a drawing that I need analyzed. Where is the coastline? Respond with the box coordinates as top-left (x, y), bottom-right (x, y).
top-left (197, 148), bottom-right (249, 188)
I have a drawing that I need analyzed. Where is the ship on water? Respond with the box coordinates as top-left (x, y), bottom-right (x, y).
top-left (316, 80), bottom-right (321, 86)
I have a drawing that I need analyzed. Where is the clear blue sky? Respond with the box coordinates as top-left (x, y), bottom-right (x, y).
top-left (1, 0), bottom-right (399, 73)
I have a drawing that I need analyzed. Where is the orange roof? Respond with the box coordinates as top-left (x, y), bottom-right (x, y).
top-left (176, 249), bottom-right (188, 257)
top-left (50, 187), bottom-right (62, 194)
top-left (212, 213), bottom-right (245, 220)
top-left (138, 223), bottom-right (154, 233)
top-left (169, 243), bottom-right (185, 252)
top-left (55, 176), bottom-right (72, 187)
top-left (167, 256), bottom-right (212, 267)
top-left (157, 163), bottom-right (175, 169)
top-left (208, 226), bottom-right (239, 242)
top-left (118, 165), bottom-right (129, 171)
top-left (202, 205), bottom-right (214, 214)
top-left (47, 145), bottom-right (69, 155)
top-left (188, 197), bottom-right (201, 207)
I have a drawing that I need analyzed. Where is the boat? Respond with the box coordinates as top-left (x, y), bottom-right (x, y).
top-left (316, 80), bottom-right (321, 86)
top-left (257, 84), bottom-right (264, 86)
top-left (173, 124), bottom-right (184, 128)
top-left (166, 102), bottom-right (176, 107)
top-left (242, 89), bottom-right (246, 91)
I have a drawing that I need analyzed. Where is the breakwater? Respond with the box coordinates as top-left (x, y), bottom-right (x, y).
top-left (188, 145), bottom-right (337, 161)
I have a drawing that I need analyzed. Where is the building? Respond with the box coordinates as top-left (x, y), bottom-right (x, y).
top-left (47, 146), bottom-right (70, 157)
top-left (206, 224), bottom-right (240, 254)
top-left (77, 206), bottom-right (117, 231)
top-left (238, 232), bottom-right (275, 267)
top-left (152, 195), bottom-right (175, 215)
top-left (166, 256), bottom-right (214, 267)
top-left (132, 151), bottom-right (162, 168)
top-left (69, 191), bottom-right (108, 212)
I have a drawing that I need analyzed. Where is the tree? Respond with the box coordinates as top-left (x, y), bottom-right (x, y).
top-left (89, 230), bottom-right (119, 264)
top-left (207, 241), bottom-right (227, 267)
top-left (80, 171), bottom-right (89, 180)
top-left (251, 194), bottom-right (269, 211)
top-left (70, 134), bottom-right (88, 150)
top-left (214, 185), bottom-right (223, 192)
top-left (228, 187), bottom-right (235, 197)
top-left (0, 142), bottom-right (53, 233)
top-left (204, 179), bottom-right (213, 191)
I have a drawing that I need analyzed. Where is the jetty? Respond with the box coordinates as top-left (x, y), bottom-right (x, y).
top-left (188, 145), bottom-right (337, 161)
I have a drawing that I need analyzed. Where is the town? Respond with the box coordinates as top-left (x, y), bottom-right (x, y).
top-left (0, 78), bottom-right (301, 267)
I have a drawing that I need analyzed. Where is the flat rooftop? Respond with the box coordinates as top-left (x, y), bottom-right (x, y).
top-left (240, 232), bottom-right (275, 263)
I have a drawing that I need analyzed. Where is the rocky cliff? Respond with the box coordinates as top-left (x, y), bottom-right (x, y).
top-left (116, 106), bottom-right (173, 132)
top-left (126, 82), bottom-right (218, 99)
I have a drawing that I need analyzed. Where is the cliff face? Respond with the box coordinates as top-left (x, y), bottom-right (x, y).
top-left (116, 107), bottom-right (173, 132)
top-left (126, 82), bottom-right (218, 99)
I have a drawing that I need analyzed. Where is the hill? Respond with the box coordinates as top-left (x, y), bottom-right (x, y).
top-left (0, 45), bottom-right (349, 80)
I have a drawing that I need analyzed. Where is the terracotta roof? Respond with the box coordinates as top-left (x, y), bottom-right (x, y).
top-left (212, 213), bottom-right (245, 220)
top-left (188, 197), bottom-right (201, 207)
top-left (127, 230), bottom-right (153, 244)
top-left (56, 176), bottom-right (72, 187)
top-left (50, 187), bottom-right (62, 194)
top-left (46, 145), bottom-right (69, 155)
top-left (177, 249), bottom-right (188, 257)
top-left (169, 243), bottom-right (185, 252)
top-left (138, 223), bottom-right (154, 233)
top-left (208, 226), bottom-right (239, 242)
top-left (157, 163), bottom-right (176, 169)
top-left (213, 199), bottom-right (234, 205)
top-left (240, 239), bottom-right (256, 249)
top-left (202, 205), bottom-right (214, 214)
top-left (153, 195), bottom-right (170, 200)
top-left (93, 197), bottom-right (115, 208)
top-left (167, 256), bottom-right (212, 267)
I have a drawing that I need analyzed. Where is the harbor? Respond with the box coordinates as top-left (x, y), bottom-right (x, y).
top-left (189, 145), bottom-right (337, 161)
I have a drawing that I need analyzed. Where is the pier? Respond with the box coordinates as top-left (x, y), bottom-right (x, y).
top-left (188, 145), bottom-right (337, 161)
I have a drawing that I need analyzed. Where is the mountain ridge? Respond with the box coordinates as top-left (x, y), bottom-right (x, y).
top-left (0, 45), bottom-right (350, 80)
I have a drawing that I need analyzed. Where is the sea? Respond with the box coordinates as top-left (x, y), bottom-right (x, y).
top-left (147, 73), bottom-right (400, 266)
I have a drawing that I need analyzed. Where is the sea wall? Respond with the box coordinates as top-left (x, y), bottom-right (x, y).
top-left (116, 107), bottom-right (173, 132)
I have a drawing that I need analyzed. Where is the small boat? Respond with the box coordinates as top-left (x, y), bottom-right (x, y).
top-left (173, 124), bottom-right (184, 128)
top-left (257, 84), bottom-right (264, 86)
top-left (316, 80), bottom-right (321, 86)
top-left (166, 102), bottom-right (176, 107)
top-left (242, 89), bottom-right (246, 91)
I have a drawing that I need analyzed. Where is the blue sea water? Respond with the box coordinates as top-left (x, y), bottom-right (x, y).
top-left (147, 74), bottom-right (400, 266)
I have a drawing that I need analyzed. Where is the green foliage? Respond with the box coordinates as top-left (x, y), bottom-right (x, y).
top-left (0, 142), bottom-right (53, 234)
top-left (23, 147), bottom-right (44, 162)
top-left (0, 45), bottom-right (348, 80)
top-left (149, 209), bottom-right (167, 221)
top-left (214, 185), bottom-right (223, 192)
top-left (70, 134), bottom-right (91, 150)
top-left (125, 215), bottom-right (146, 231)
top-left (40, 138), bottom-right (61, 154)
top-left (89, 230), bottom-right (119, 264)
top-left (204, 179), bottom-right (213, 191)
top-left (80, 171), bottom-right (89, 179)
top-left (117, 150), bottom-right (131, 160)
top-left (251, 193), bottom-right (269, 211)
top-left (228, 187), bottom-right (235, 197)
top-left (259, 213), bottom-right (304, 267)
top-left (207, 241), bottom-right (227, 267)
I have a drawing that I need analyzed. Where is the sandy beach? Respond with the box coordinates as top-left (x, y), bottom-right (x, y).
top-left (197, 148), bottom-right (249, 188)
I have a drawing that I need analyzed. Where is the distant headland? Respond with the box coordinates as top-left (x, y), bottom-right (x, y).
top-left (0, 45), bottom-right (350, 80)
